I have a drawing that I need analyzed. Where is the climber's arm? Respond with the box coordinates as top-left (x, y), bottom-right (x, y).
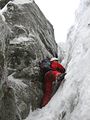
top-left (56, 63), bottom-right (66, 73)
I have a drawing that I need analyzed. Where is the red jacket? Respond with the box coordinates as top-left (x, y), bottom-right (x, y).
top-left (41, 61), bottom-right (65, 107)
top-left (50, 61), bottom-right (65, 73)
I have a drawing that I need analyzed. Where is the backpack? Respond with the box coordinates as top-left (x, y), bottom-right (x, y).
top-left (39, 58), bottom-right (52, 75)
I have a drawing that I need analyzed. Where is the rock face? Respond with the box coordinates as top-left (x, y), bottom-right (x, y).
top-left (0, 0), bottom-right (12, 9)
top-left (0, 15), bottom-right (19, 120)
top-left (0, 0), bottom-right (57, 119)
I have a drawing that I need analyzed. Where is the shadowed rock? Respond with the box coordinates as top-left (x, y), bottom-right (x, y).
top-left (0, 84), bottom-right (18, 120)
top-left (0, 0), bottom-right (13, 9)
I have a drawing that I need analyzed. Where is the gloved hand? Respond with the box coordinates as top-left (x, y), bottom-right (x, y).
top-left (57, 73), bottom-right (66, 81)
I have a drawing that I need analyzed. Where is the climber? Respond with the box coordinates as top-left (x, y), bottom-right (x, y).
top-left (40, 57), bottom-right (66, 107)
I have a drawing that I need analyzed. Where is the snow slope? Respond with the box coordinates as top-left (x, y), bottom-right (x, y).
top-left (25, 0), bottom-right (90, 120)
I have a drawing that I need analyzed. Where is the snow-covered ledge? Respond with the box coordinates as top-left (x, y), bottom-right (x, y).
top-left (13, 0), bottom-right (33, 4)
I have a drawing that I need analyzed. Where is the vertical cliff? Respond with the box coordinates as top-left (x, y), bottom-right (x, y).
top-left (0, 0), bottom-right (57, 119)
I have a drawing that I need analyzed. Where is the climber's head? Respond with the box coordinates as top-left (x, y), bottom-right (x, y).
top-left (50, 57), bottom-right (58, 62)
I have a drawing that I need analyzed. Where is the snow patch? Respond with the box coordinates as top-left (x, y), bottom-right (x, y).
top-left (0, 12), bottom-right (5, 21)
top-left (0, 3), bottom-right (8, 21)
top-left (8, 74), bottom-right (27, 90)
top-left (10, 37), bottom-right (30, 44)
top-left (13, 0), bottom-right (33, 4)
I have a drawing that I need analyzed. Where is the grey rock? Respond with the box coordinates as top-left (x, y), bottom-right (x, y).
top-left (0, 84), bottom-right (17, 120)
top-left (0, 15), bottom-right (19, 120)
top-left (0, 0), bottom-right (57, 119)
top-left (0, 0), bottom-right (13, 9)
